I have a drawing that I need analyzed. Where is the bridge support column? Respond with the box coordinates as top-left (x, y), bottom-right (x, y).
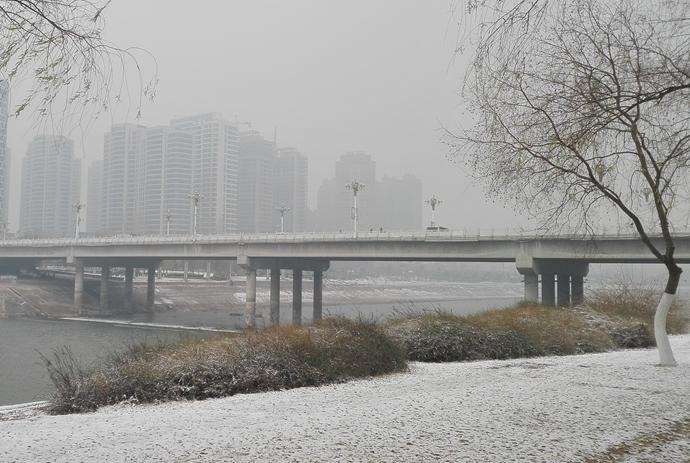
top-left (147, 265), bottom-right (156, 310)
top-left (571, 275), bottom-right (584, 306)
top-left (100, 265), bottom-right (110, 313)
top-left (74, 263), bottom-right (84, 314)
top-left (205, 261), bottom-right (211, 280)
top-left (523, 274), bottom-right (538, 303)
top-left (313, 270), bottom-right (323, 322)
top-left (245, 268), bottom-right (257, 328)
top-left (557, 273), bottom-right (571, 307)
top-left (270, 268), bottom-right (280, 326)
top-left (292, 269), bottom-right (302, 326)
top-left (125, 266), bottom-right (134, 311)
top-left (541, 273), bottom-right (555, 306)
top-left (184, 261), bottom-right (189, 282)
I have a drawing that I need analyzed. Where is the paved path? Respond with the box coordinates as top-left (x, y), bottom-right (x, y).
top-left (2, 337), bottom-right (689, 462)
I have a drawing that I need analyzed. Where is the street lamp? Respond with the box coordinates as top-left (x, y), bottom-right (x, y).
top-left (345, 180), bottom-right (365, 238)
top-left (165, 209), bottom-right (172, 236)
top-left (74, 202), bottom-right (84, 239)
top-left (189, 191), bottom-right (201, 238)
top-left (277, 206), bottom-right (290, 233)
top-left (425, 195), bottom-right (442, 229)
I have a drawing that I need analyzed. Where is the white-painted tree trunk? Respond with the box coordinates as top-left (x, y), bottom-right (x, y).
top-left (654, 292), bottom-right (677, 366)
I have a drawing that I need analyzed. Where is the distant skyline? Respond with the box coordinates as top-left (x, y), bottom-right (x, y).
top-left (2, 1), bottom-right (529, 234)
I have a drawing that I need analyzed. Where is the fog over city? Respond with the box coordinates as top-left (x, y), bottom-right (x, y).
top-left (4, 0), bottom-right (527, 234)
top-left (2, 1), bottom-right (690, 460)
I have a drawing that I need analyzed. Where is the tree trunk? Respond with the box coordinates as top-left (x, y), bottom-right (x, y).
top-left (656, 263), bottom-right (682, 366)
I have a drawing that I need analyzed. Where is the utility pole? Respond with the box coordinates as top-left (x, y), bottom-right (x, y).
top-left (425, 195), bottom-right (442, 229)
top-left (74, 202), bottom-right (84, 239)
top-left (345, 180), bottom-right (365, 238)
top-left (277, 206), bottom-right (290, 233)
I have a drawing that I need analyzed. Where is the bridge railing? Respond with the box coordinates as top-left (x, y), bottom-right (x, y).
top-left (0, 229), bottom-right (688, 247)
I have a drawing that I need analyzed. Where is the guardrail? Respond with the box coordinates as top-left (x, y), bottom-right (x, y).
top-left (0, 229), bottom-right (687, 248)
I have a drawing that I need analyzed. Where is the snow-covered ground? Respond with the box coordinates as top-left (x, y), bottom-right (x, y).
top-left (2, 337), bottom-right (689, 462)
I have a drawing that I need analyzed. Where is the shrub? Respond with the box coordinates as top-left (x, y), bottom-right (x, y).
top-left (43, 318), bottom-right (407, 414)
top-left (387, 315), bottom-right (536, 362)
top-left (464, 305), bottom-right (614, 355)
top-left (386, 305), bottom-right (616, 361)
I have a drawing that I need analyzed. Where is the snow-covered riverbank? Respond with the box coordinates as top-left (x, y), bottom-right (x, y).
top-left (2, 336), bottom-right (689, 462)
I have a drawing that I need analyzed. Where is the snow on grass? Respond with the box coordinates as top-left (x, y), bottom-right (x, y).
top-left (2, 336), bottom-right (690, 462)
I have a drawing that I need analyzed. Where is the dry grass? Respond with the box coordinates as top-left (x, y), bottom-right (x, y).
top-left (587, 283), bottom-right (690, 335)
top-left (584, 417), bottom-right (690, 462)
top-left (43, 318), bottom-right (407, 414)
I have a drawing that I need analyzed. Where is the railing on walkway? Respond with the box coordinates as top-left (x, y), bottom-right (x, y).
top-left (0, 229), bottom-right (689, 248)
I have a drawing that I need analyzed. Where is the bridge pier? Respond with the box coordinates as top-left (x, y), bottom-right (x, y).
top-left (572, 275), bottom-right (584, 305)
top-left (292, 269), bottom-right (303, 326)
top-left (238, 257), bottom-right (328, 328)
top-left (313, 270), bottom-right (323, 322)
top-left (147, 265), bottom-right (156, 310)
top-left (523, 274), bottom-right (539, 303)
top-left (74, 263), bottom-right (84, 314)
top-left (125, 266), bottom-right (134, 311)
top-left (270, 268), bottom-right (280, 326)
top-left (517, 254), bottom-right (590, 307)
top-left (557, 273), bottom-right (571, 307)
top-left (245, 268), bottom-right (257, 328)
top-left (100, 265), bottom-right (110, 313)
top-left (541, 273), bottom-right (556, 306)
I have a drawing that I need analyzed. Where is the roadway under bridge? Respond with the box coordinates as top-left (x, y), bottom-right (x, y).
top-left (1, 231), bottom-right (688, 327)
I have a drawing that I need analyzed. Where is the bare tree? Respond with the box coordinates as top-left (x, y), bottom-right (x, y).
top-left (449, 0), bottom-right (690, 365)
top-left (0, 0), bottom-right (156, 119)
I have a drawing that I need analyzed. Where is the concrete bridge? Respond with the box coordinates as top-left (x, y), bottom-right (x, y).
top-left (1, 231), bottom-right (688, 327)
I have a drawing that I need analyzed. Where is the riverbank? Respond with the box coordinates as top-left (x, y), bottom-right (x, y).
top-left (3, 335), bottom-right (688, 462)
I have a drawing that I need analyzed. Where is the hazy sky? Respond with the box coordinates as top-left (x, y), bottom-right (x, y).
top-left (6, 0), bottom-right (528, 232)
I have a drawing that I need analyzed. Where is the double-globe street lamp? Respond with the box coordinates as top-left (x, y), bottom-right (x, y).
top-left (345, 180), bottom-right (365, 238)
top-left (74, 202), bottom-right (84, 239)
top-left (277, 206), bottom-right (290, 233)
top-left (425, 195), bottom-right (442, 229)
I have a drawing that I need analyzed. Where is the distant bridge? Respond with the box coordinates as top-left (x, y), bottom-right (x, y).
top-left (1, 231), bottom-right (688, 327)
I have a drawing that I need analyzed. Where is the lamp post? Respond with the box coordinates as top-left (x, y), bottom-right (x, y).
top-left (277, 206), bottom-right (290, 233)
top-left (74, 202), bottom-right (84, 239)
top-left (189, 191), bottom-right (201, 238)
top-left (345, 180), bottom-right (365, 238)
top-left (425, 195), bottom-right (442, 229)
top-left (165, 209), bottom-right (172, 236)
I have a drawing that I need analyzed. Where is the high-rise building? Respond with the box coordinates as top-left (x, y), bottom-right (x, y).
top-left (171, 113), bottom-right (239, 234)
top-left (0, 80), bottom-right (9, 228)
top-left (274, 147), bottom-right (308, 232)
top-left (316, 151), bottom-right (376, 231)
top-left (315, 153), bottom-right (422, 232)
top-left (238, 130), bottom-right (275, 233)
top-left (376, 174), bottom-right (423, 230)
top-left (102, 123), bottom-right (146, 234)
top-left (86, 160), bottom-right (103, 235)
top-left (141, 126), bottom-right (194, 235)
top-left (20, 135), bottom-right (81, 237)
